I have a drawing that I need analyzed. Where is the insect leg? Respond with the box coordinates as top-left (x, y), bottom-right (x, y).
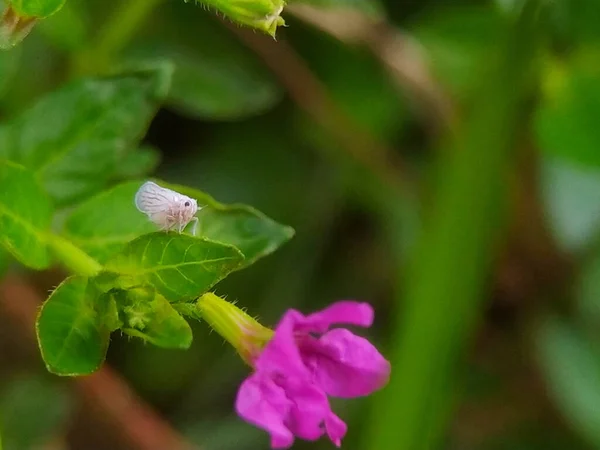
top-left (190, 217), bottom-right (199, 236)
top-left (162, 221), bottom-right (176, 234)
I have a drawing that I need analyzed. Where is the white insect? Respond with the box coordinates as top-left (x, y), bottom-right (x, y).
top-left (135, 181), bottom-right (201, 235)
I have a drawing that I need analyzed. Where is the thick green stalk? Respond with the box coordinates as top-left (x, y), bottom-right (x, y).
top-left (364, 2), bottom-right (544, 449)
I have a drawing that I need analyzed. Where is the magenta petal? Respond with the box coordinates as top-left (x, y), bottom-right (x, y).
top-left (299, 301), bottom-right (374, 333)
top-left (325, 412), bottom-right (347, 447)
top-left (284, 377), bottom-right (331, 441)
top-left (236, 300), bottom-right (389, 448)
top-left (235, 373), bottom-right (295, 449)
top-left (302, 328), bottom-right (391, 398)
top-left (256, 310), bottom-right (309, 377)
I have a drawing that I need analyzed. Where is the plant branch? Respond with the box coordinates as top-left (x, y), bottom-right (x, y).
top-left (287, 4), bottom-right (457, 135)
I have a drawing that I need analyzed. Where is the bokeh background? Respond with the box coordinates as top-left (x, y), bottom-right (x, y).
top-left (1, 0), bottom-right (600, 449)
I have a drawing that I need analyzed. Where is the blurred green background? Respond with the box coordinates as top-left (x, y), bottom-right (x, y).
top-left (2, 0), bottom-right (600, 449)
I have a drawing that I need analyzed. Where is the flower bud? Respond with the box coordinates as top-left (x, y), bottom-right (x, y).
top-left (197, 293), bottom-right (273, 364)
top-left (203, 0), bottom-right (285, 38)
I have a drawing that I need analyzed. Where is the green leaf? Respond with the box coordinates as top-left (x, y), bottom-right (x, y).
top-left (8, 0), bottom-right (65, 18)
top-left (125, 3), bottom-right (281, 120)
top-left (62, 182), bottom-right (157, 263)
top-left (160, 181), bottom-right (295, 266)
top-left (0, 67), bottom-right (171, 206)
top-left (0, 160), bottom-right (52, 269)
top-left (535, 317), bottom-right (600, 448)
top-left (164, 48), bottom-right (281, 120)
top-left (104, 233), bottom-right (244, 302)
top-left (114, 287), bottom-right (192, 348)
top-left (540, 156), bottom-right (600, 252)
top-left (36, 277), bottom-right (119, 376)
top-left (134, 52), bottom-right (275, 116)
top-left (63, 180), bottom-right (294, 266)
top-left (114, 145), bottom-right (160, 180)
top-left (535, 65), bottom-right (600, 168)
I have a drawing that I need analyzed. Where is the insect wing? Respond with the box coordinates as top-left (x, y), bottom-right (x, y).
top-left (135, 181), bottom-right (177, 214)
top-left (135, 181), bottom-right (198, 232)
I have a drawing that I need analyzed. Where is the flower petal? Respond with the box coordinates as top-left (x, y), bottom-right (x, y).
top-left (256, 310), bottom-right (309, 377)
top-left (284, 376), bottom-right (333, 442)
top-left (235, 373), bottom-right (295, 449)
top-left (299, 301), bottom-right (374, 333)
top-left (325, 412), bottom-right (347, 447)
top-left (302, 328), bottom-right (391, 398)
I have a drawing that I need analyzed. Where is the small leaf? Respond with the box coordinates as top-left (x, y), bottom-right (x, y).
top-left (124, 3), bottom-right (282, 121)
top-left (1, 67), bottom-right (171, 205)
top-left (162, 181), bottom-right (295, 267)
top-left (104, 233), bottom-right (244, 302)
top-left (126, 43), bottom-right (282, 121)
top-left (0, 160), bottom-right (52, 269)
top-left (63, 180), bottom-right (294, 266)
top-left (36, 277), bottom-right (119, 376)
top-left (114, 286), bottom-right (192, 348)
top-left (535, 317), bottom-right (600, 448)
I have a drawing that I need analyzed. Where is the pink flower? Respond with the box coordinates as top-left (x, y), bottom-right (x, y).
top-left (235, 301), bottom-right (391, 448)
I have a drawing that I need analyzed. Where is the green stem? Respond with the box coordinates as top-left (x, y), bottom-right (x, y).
top-left (47, 234), bottom-right (103, 277)
top-left (196, 293), bottom-right (273, 364)
top-left (364, 2), bottom-right (544, 450)
top-left (71, 0), bottom-right (164, 75)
